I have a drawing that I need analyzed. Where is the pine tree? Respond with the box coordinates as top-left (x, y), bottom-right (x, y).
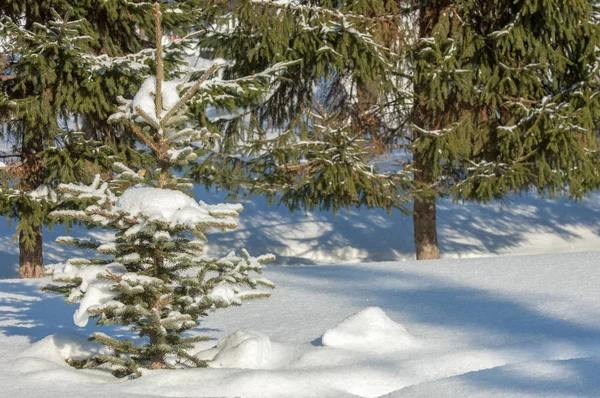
top-left (45, 3), bottom-right (275, 376)
top-left (192, 0), bottom-right (600, 260)
top-left (0, 0), bottom-right (197, 277)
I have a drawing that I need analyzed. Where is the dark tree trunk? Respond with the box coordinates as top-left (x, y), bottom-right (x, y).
top-left (413, 150), bottom-right (440, 260)
top-left (19, 223), bottom-right (43, 278)
top-left (149, 334), bottom-right (166, 370)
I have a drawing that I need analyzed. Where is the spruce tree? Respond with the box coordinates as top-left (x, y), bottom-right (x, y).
top-left (45, 3), bottom-right (274, 376)
top-left (192, 0), bottom-right (600, 260)
top-left (0, 8), bottom-right (108, 278)
top-left (408, 0), bottom-right (600, 258)
top-left (0, 0), bottom-right (196, 277)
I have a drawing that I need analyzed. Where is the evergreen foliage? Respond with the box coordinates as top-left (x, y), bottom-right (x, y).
top-left (45, 3), bottom-right (275, 376)
top-left (0, 0), bottom-right (197, 277)
top-left (193, 0), bottom-right (600, 258)
top-left (0, 7), bottom-right (114, 276)
top-left (191, 0), bottom-right (414, 213)
top-left (410, 0), bottom-right (600, 201)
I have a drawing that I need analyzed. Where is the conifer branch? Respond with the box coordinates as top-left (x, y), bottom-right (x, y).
top-left (133, 106), bottom-right (161, 130)
top-left (125, 119), bottom-right (164, 159)
top-left (162, 64), bottom-right (219, 124)
top-left (250, 0), bottom-right (409, 24)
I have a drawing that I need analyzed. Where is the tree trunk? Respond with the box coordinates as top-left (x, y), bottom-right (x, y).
top-left (413, 150), bottom-right (440, 260)
top-left (19, 223), bottom-right (44, 278)
top-left (19, 110), bottom-right (46, 278)
top-left (410, 4), bottom-right (444, 260)
top-left (149, 323), bottom-right (166, 369)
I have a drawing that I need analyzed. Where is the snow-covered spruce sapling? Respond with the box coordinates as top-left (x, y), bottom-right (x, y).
top-left (44, 3), bottom-right (274, 376)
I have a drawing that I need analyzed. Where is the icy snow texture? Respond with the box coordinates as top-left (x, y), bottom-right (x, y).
top-left (321, 307), bottom-right (418, 353)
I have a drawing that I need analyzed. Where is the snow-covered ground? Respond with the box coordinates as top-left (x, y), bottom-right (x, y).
top-left (0, 191), bottom-right (599, 397)
top-left (1, 253), bottom-right (600, 397)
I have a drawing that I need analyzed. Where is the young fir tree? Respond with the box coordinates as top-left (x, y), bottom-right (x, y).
top-left (45, 3), bottom-right (274, 376)
top-left (0, 0), bottom-right (197, 278)
top-left (193, 0), bottom-right (600, 260)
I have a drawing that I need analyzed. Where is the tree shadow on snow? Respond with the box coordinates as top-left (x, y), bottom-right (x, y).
top-left (1, 190), bottom-right (598, 279)
top-left (0, 222), bottom-right (104, 280)
top-left (274, 260), bottom-right (600, 395)
top-left (0, 233), bottom-right (19, 279)
top-left (0, 280), bottom-right (133, 343)
top-left (436, 194), bottom-right (600, 255)
top-left (461, 357), bottom-right (600, 398)
top-left (200, 190), bottom-right (600, 264)
top-left (275, 259), bottom-right (600, 348)
top-left (0, 280), bottom-right (222, 344)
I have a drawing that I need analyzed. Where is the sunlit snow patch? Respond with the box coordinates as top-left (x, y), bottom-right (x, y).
top-left (131, 76), bottom-right (180, 125)
top-left (321, 307), bottom-right (419, 353)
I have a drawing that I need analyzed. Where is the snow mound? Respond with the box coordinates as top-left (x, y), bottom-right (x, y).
top-left (208, 330), bottom-right (272, 369)
top-left (321, 307), bottom-right (418, 353)
top-left (16, 333), bottom-right (109, 371)
top-left (116, 186), bottom-right (234, 228)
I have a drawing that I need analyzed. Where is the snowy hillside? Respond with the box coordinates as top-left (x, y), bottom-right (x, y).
top-left (1, 252), bottom-right (600, 397)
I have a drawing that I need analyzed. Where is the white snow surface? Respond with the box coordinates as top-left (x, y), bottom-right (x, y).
top-left (321, 307), bottom-right (419, 353)
top-left (116, 185), bottom-right (238, 228)
top-left (1, 189), bottom-right (600, 396)
top-left (204, 330), bottom-right (272, 369)
top-left (2, 253), bottom-right (600, 397)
